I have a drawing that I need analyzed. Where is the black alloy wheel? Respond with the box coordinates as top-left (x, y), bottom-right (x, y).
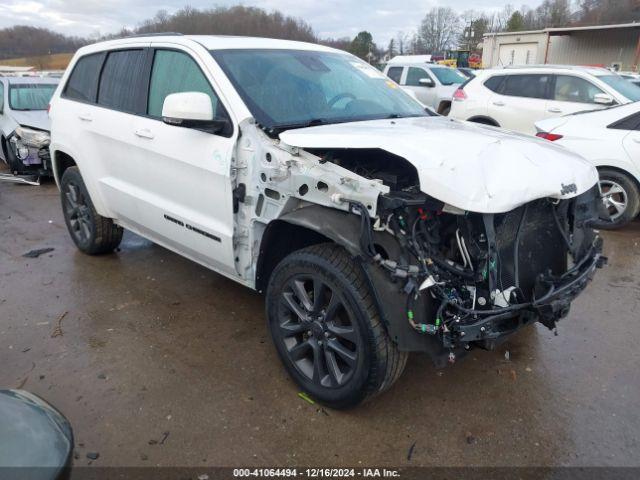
top-left (276, 275), bottom-right (359, 388)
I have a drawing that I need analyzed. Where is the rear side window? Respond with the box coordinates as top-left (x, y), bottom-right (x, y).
top-left (554, 75), bottom-right (604, 104)
top-left (64, 53), bottom-right (104, 103)
top-left (608, 112), bottom-right (640, 131)
top-left (147, 50), bottom-right (220, 118)
top-left (386, 67), bottom-right (403, 84)
top-left (405, 67), bottom-right (428, 86)
top-left (0, 82), bottom-right (4, 112)
top-left (98, 49), bottom-right (147, 113)
top-left (484, 75), bottom-right (505, 93)
top-left (501, 74), bottom-right (551, 99)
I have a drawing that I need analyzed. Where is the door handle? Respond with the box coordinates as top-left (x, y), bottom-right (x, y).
top-left (633, 137), bottom-right (640, 144)
top-left (134, 128), bottom-right (154, 139)
top-left (78, 113), bottom-right (92, 122)
top-left (548, 107), bottom-right (563, 113)
top-left (492, 101), bottom-right (505, 107)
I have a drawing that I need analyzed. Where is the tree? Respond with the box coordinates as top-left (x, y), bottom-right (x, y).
top-left (418, 7), bottom-right (461, 54)
top-left (387, 38), bottom-right (396, 58)
top-left (349, 31), bottom-right (375, 61)
top-left (506, 11), bottom-right (526, 31)
top-left (395, 31), bottom-right (410, 55)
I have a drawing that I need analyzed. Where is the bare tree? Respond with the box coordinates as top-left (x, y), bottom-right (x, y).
top-left (418, 7), bottom-right (461, 54)
top-left (395, 31), bottom-right (410, 55)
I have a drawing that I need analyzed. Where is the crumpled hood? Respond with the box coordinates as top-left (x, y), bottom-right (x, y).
top-left (9, 110), bottom-right (50, 132)
top-left (280, 116), bottom-right (598, 213)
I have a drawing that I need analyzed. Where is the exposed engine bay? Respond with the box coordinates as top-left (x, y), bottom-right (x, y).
top-left (232, 119), bottom-right (606, 364)
top-left (302, 147), bottom-right (605, 357)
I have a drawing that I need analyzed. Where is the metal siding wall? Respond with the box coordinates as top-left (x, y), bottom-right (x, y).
top-left (547, 30), bottom-right (638, 69)
top-left (482, 33), bottom-right (548, 67)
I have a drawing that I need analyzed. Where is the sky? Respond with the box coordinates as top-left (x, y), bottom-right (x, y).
top-left (0, 0), bottom-right (541, 43)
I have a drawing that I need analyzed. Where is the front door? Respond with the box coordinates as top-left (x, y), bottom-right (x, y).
top-left (128, 47), bottom-right (237, 275)
top-left (402, 67), bottom-right (438, 108)
top-left (544, 74), bottom-right (607, 119)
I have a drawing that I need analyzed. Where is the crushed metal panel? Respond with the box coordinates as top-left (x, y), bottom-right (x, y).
top-left (280, 116), bottom-right (599, 214)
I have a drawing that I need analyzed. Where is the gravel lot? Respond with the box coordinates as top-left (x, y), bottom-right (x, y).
top-left (1, 176), bottom-right (639, 468)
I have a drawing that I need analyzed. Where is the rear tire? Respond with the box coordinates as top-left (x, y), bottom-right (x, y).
top-left (593, 169), bottom-right (640, 230)
top-left (60, 166), bottom-right (123, 254)
top-left (266, 243), bottom-right (407, 409)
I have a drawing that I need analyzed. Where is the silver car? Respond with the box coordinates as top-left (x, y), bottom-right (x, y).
top-left (0, 77), bottom-right (58, 178)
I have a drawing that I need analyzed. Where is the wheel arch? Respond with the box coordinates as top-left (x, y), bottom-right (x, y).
top-left (51, 149), bottom-right (78, 187)
top-left (466, 115), bottom-right (500, 127)
top-left (437, 100), bottom-right (452, 115)
top-left (256, 205), bottom-right (447, 359)
top-left (596, 165), bottom-right (640, 192)
top-left (255, 205), bottom-right (363, 294)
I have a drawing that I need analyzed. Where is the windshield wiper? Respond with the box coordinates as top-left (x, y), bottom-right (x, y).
top-left (270, 118), bottom-right (328, 135)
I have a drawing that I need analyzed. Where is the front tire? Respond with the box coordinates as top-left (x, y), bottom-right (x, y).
top-left (593, 169), bottom-right (640, 229)
top-left (60, 166), bottom-right (123, 254)
top-left (266, 244), bottom-right (407, 409)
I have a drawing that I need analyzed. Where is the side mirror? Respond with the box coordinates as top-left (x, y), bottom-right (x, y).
top-left (593, 93), bottom-right (615, 105)
top-left (162, 92), bottom-right (228, 134)
top-left (419, 78), bottom-right (435, 88)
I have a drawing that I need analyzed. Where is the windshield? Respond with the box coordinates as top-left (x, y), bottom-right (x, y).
top-left (9, 84), bottom-right (57, 111)
top-left (429, 67), bottom-right (467, 86)
top-left (211, 49), bottom-right (428, 131)
top-left (597, 75), bottom-right (640, 102)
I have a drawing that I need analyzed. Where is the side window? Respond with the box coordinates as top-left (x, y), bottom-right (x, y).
top-left (501, 74), bottom-right (551, 99)
top-left (147, 50), bottom-right (221, 118)
top-left (97, 49), bottom-right (147, 113)
top-left (484, 75), bottom-right (505, 93)
top-left (553, 75), bottom-right (605, 104)
top-left (0, 82), bottom-right (4, 112)
top-left (405, 67), bottom-right (429, 86)
top-left (64, 53), bottom-right (105, 103)
top-left (386, 67), bottom-right (403, 84)
top-left (608, 113), bottom-right (640, 131)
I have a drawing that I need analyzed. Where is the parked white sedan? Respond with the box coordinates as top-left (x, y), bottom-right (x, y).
top-left (535, 103), bottom-right (640, 228)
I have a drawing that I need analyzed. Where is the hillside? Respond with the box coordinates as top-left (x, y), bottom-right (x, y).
top-left (0, 52), bottom-right (74, 70)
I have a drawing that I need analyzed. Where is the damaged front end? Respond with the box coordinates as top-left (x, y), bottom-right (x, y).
top-left (354, 184), bottom-right (605, 364)
top-left (2, 126), bottom-right (52, 185)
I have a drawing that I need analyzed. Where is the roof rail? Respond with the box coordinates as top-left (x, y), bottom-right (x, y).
top-left (502, 64), bottom-right (606, 70)
top-left (124, 32), bottom-right (184, 38)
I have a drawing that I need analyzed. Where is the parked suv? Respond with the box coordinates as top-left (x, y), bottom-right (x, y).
top-left (450, 65), bottom-right (640, 135)
top-left (0, 77), bottom-right (58, 182)
top-left (49, 36), bottom-right (604, 408)
top-left (383, 59), bottom-right (467, 114)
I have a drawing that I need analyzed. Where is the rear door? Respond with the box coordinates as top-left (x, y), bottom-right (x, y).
top-left (621, 113), bottom-right (640, 170)
top-left (87, 47), bottom-right (151, 223)
top-left (52, 50), bottom-right (111, 208)
top-left (402, 66), bottom-right (437, 108)
top-left (127, 45), bottom-right (237, 275)
top-left (487, 73), bottom-right (551, 135)
top-left (545, 74), bottom-right (607, 119)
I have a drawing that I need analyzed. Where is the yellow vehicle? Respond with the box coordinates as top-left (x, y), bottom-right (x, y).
top-left (438, 50), bottom-right (482, 69)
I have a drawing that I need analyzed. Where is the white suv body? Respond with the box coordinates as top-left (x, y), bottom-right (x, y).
top-left (449, 66), bottom-right (640, 135)
top-left (383, 60), bottom-right (467, 114)
top-left (49, 36), bottom-right (604, 408)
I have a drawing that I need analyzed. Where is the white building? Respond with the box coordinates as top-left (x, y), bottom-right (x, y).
top-left (482, 23), bottom-right (640, 71)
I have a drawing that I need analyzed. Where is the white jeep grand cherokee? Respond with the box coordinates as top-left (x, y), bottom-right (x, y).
top-left (49, 35), bottom-right (605, 408)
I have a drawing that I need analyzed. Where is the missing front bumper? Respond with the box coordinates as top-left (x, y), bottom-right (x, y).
top-left (444, 250), bottom-right (606, 349)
